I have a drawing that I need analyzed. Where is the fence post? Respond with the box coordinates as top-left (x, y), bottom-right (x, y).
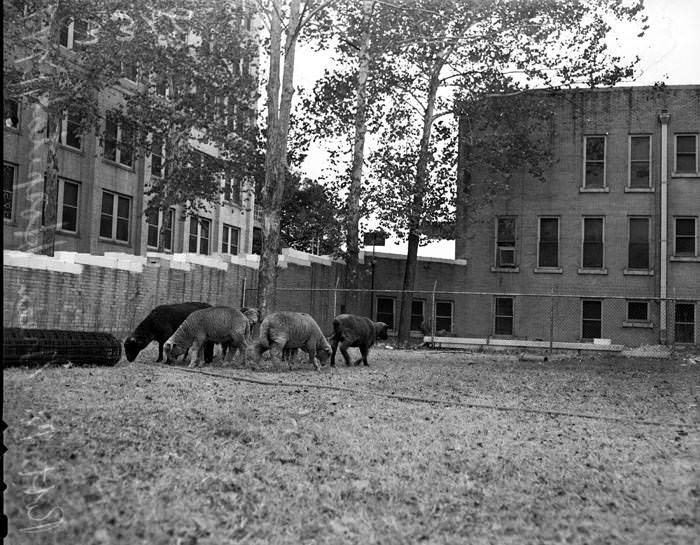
top-left (549, 288), bottom-right (554, 354)
top-left (431, 280), bottom-right (437, 347)
top-left (333, 276), bottom-right (339, 320)
top-left (240, 276), bottom-right (246, 308)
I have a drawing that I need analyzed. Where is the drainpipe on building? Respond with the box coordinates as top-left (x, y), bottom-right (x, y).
top-left (658, 109), bottom-right (670, 344)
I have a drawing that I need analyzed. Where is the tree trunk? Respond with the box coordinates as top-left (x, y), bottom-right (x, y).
top-left (396, 57), bottom-right (444, 345)
top-left (41, 112), bottom-right (61, 256)
top-left (256, 0), bottom-right (301, 317)
top-left (345, 0), bottom-right (374, 314)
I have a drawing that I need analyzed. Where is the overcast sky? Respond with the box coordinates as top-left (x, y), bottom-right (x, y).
top-left (293, 0), bottom-right (700, 259)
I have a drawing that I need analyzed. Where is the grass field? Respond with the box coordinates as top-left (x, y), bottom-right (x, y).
top-left (4, 347), bottom-right (699, 545)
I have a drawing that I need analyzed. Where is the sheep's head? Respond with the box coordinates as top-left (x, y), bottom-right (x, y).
top-left (317, 345), bottom-right (332, 365)
top-left (375, 322), bottom-right (389, 341)
top-left (124, 336), bottom-right (146, 362)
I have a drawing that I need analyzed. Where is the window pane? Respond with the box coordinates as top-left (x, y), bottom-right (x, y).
top-left (495, 317), bottom-right (513, 336)
top-left (676, 218), bottom-right (695, 236)
top-left (582, 300), bottom-right (601, 320)
top-left (63, 181), bottom-right (78, 206)
top-left (61, 204), bottom-right (77, 232)
top-left (252, 227), bottom-right (262, 255)
top-left (630, 163), bottom-right (650, 188)
top-left (583, 218), bottom-right (602, 241)
top-left (376, 298), bottom-right (394, 329)
top-left (116, 218), bottom-right (129, 241)
top-left (629, 218), bottom-right (649, 269)
top-left (586, 137), bottom-right (605, 160)
top-left (629, 218), bottom-right (648, 243)
top-left (627, 302), bottom-right (648, 321)
top-left (676, 135), bottom-right (696, 153)
top-left (585, 163), bottom-right (604, 188)
top-left (539, 243), bottom-right (558, 267)
top-left (675, 303), bottom-right (695, 344)
top-left (117, 196), bottom-right (130, 219)
top-left (497, 218), bottom-right (515, 245)
top-left (540, 218), bottom-right (558, 241)
top-left (677, 154), bottom-right (697, 173)
top-left (101, 192), bottom-right (113, 214)
top-left (65, 113), bottom-right (81, 148)
top-left (495, 297), bottom-right (513, 316)
top-left (104, 117), bottom-right (118, 161)
top-left (583, 218), bottom-right (603, 268)
top-left (435, 301), bottom-right (452, 332)
top-left (119, 122), bottom-right (134, 166)
top-left (199, 219), bottom-right (210, 255)
top-left (630, 136), bottom-right (649, 161)
top-left (582, 300), bottom-right (602, 339)
top-left (230, 227), bottom-right (239, 255)
top-left (410, 300), bottom-right (424, 331)
top-left (147, 223), bottom-right (158, 248)
top-left (164, 210), bottom-right (174, 251)
top-left (100, 215), bottom-right (112, 238)
top-left (221, 226), bottom-right (229, 253)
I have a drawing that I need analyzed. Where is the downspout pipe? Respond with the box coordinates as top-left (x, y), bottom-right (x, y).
top-left (658, 109), bottom-right (670, 344)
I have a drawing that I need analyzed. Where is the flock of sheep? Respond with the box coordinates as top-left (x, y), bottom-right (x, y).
top-left (123, 302), bottom-right (389, 371)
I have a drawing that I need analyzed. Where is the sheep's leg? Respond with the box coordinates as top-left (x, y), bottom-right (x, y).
top-left (269, 342), bottom-right (285, 370)
top-left (156, 341), bottom-right (164, 362)
top-left (339, 341), bottom-right (353, 367)
top-left (330, 339), bottom-right (338, 367)
top-left (188, 340), bottom-right (202, 368)
top-left (306, 344), bottom-right (320, 371)
top-left (356, 345), bottom-right (370, 366)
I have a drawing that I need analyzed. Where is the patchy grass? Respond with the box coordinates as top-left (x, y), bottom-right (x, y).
top-left (4, 348), bottom-right (699, 545)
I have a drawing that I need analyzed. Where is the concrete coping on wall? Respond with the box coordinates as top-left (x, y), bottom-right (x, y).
top-left (169, 253), bottom-right (230, 271)
top-left (359, 250), bottom-right (467, 266)
top-left (280, 248), bottom-right (336, 268)
top-left (4, 250), bottom-right (84, 275)
top-left (55, 251), bottom-right (144, 273)
top-left (424, 336), bottom-right (625, 352)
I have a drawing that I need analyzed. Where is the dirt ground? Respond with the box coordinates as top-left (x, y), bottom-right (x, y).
top-left (4, 347), bottom-right (699, 545)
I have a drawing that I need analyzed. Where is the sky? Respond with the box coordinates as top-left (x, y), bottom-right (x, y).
top-left (293, 0), bottom-right (700, 259)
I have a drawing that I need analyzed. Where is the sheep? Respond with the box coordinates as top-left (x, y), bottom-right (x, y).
top-left (124, 302), bottom-right (217, 363)
top-left (163, 306), bottom-right (251, 368)
top-left (247, 311), bottom-right (332, 371)
top-left (330, 314), bottom-right (389, 367)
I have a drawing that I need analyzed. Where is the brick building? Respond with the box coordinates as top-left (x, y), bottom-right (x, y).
top-left (455, 85), bottom-right (700, 346)
top-left (3, 16), bottom-right (259, 261)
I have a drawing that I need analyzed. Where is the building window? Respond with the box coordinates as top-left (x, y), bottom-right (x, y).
top-left (538, 217), bottom-right (559, 268)
top-left (582, 217), bottom-right (604, 269)
top-left (584, 136), bottom-right (606, 189)
top-left (150, 136), bottom-right (164, 178)
top-left (628, 217), bottom-right (650, 270)
top-left (376, 297), bottom-right (395, 330)
top-left (188, 216), bottom-right (210, 255)
top-left (629, 135), bottom-right (651, 188)
top-left (582, 300), bottom-right (602, 340)
top-left (410, 300), bottom-right (424, 331)
top-left (674, 303), bottom-right (695, 344)
top-left (627, 301), bottom-right (649, 322)
top-left (435, 300), bottom-right (453, 333)
top-left (147, 208), bottom-right (174, 251)
top-left (4, 163), bottom-right (16, 220)
top-left (494, 297), bottom-right (514, 336)
top-left (252, 226), bottom-right (263, 255)
top-left (495, 217), bottom-right (516, 268)
top-left (675, 134), bottom-right (698, 174)
top-left (60, 110), bottom-right (82, 150)
top-left (674, 218), bottom-right (697, 257)
top-left (4, 98), bottom-right (19, 130)
top-left (222, 224), bottom-right (240, 255)
top-left (57, 179), bottom-right (79, 232)
top-left (100, 191), bottom-right (131, 242)
top-left (104, 114), bottom-right (134, 167)
top-left (224, 177), bottom-right (241, 205)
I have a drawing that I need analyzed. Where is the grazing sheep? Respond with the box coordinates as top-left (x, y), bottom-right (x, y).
top-left (124, 302), bottom-right (216, 363)
top-left (247, 311), bottom-right (332, 371)
top-left (330, 314), bottom-right (389, 367)
top-left (163, 306), bottom-right (251, 368)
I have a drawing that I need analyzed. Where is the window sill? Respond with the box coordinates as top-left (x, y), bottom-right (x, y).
top-left (490, 266), bottom-right (520, 273)
top-left (672, 172), bottom-right (700, 179)
top-left (534, 267), bottom-right (563, 274)
top-left (670, 256), bottom-right (700, 262)
top-left (103, 158), bottom-right (135, 172)
top-left (147, 246), bottom-right (173, 254)
top-left (623, 269), bottom-right (654, 276)
top-left (56, 229), bottom-right (80, 238)
top-left (577, 268), bottom-right (608, 275)
top-left (624, 187), bottom-right (654, 193)
top-left (59, 143), bottom-right (83, 154)
top-left (98, 237), bottom-right (131, 246)
top-left (579, 187), bottom-right (610, 193)
top-left (622, 320), bottom-right (654, 329)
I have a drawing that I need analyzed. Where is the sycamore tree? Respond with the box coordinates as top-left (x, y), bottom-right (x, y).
top-left (307, 0), bottom-right (648, 345)
top-left (4, 0), bottom-right (259, 254)
top-left (252, 0), bottom-right (335, 316)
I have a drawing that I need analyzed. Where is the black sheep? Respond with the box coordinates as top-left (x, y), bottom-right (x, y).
top-left (124, 302), bottom-right (216, 363)
top-left (330, 314), bottom-right (389, 367)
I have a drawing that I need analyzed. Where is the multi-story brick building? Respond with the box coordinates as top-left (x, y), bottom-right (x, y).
top-left (455, 85), bottom-right (700, 346)
top-left (3, 17), bottom-right (259, 261)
